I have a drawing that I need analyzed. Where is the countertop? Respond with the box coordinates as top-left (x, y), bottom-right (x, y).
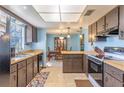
top-left (104, 60), bottom-right (124, 72)
top-left (61, 51), bottom-right (98, 55)
top-left (11, 49), bottom-right (43, 65)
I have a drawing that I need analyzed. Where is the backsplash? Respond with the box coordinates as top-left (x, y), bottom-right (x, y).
top-left (83, 29), bottom-right (124, 51)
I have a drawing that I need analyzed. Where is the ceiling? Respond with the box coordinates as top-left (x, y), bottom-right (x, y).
top-left (2, 5), bottom-right (117, 34)
top-left (33, 5), bottom-right (86, 22)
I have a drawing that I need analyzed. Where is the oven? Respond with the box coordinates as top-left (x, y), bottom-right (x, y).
top-left (88, 55), bottom-right (104, 87)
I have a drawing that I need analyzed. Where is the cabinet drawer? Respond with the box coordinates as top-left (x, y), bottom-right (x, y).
top-left (104, 63), bottom-right (124, 82)
top-left (10, 64), bottom-right (17, 73)
top-left (18, 61), bottom-right (26, 69)
top-left (104, 72), bottom-right (123, 87)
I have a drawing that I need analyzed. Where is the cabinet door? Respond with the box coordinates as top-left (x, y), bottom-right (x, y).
top-left (91, 22), bottom-right (97, 41)
top-left (97, 17), bottom-right (105, 34)
top-left (106, 7), bottom-right (119, 31)
top-left (25, 24), bottom-right (33, 43)
top-left (72, 59), bottom-right (83, 73)
top-left (88, 25), bottom-right (92, 42)
top-left (104, 72), bottom-right (123, 87)
top-left (27, 58), bottom-right (33, 84)
top-left (63, 61), bottom-right (72, 73)
top-left (32, 27), bottom-right (37, 42)
top-left (119, 6), bottom-right (124, 39)
top-left (34, 56), bottom-right (38, 76)
top-left (18, 67), bottom-right (26, 87)
top-left (10, 64), bottom-right (17, 87)
top-left (10, 72), bottom-right (17, 87)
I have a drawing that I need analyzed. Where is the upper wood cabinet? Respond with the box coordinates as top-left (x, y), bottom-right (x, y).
top-left (25, 25), bottom-right (37, 44)
top-left (88, 22), bottom-right (97, 42)
top-left (25, 24), bottom-right (33, 43)
top-left (91, 22), bottom-right (97, 41)
top-left (32, 27), bottom-right (37, 42)
top-left (119, 6), bottom-right (124, 39)
top-left (88, 25), bottom-right (92, 42)
top-left (97, 17), bottom-right (105, 34)
top-left (105, 7), bottom-right (119, 31)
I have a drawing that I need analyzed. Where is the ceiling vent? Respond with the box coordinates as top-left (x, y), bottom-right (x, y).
top-left (84, 9), bottom-right (95, 16)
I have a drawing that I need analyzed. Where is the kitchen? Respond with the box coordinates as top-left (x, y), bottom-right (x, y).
top-left (0, 5), bottom-right (124, 87)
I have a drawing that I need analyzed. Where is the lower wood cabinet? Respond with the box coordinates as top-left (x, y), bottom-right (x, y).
top-left (18, 61), bottom-right (27, 87)
top-left (63, 61), bottom-right (72, 73)
top-left (63, 54), bottom-right (83, 73)
top-left (33, 56), bottom-right (38, 76)
top-left (104, 63), bottom-right (124, 87)
top-left (10, 64), bottom-right (17, 87)
top-left (104, 72), bottom-right (123, 87)
top-left (27, 58), bottom-right (33, 84)
top-left (10, 55), bottom-right (40, 87)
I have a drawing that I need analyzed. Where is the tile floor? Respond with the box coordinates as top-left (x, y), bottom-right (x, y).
top-left (41, 60), bottom-right (88, 87)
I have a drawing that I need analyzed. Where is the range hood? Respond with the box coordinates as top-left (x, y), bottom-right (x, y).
top-left (96, 28), bottom-right (119, 37)
top-left (105, 29), bottom-right (119, 36)
top-left (95, 36), bottom-right (107, 41)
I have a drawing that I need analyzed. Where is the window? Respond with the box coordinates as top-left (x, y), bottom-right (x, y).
top-left (10, 17), bottom-right (26, 53)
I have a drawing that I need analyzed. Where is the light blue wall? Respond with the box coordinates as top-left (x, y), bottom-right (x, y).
top-left (83, 28), bottom-right (124, 51)
top-left (32, 28), bottom-right (47, 63)
top-left (47, 34), bottom-right (80, 51)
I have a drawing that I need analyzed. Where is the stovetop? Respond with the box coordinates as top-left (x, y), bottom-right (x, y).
top-left (89, 52), bottom-right (124, 61)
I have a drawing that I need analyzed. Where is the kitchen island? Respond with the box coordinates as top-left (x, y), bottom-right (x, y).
top-left (61, 51), bottom-right (98, 73)
top-left (10, 49), bottom-right (43, 87)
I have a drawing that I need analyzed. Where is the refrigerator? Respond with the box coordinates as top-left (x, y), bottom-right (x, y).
top-left (0, 11), bottom-right (10, 87)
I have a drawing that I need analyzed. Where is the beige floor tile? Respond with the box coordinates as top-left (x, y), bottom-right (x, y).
top-left (41, 60), bottom-right (88, 87)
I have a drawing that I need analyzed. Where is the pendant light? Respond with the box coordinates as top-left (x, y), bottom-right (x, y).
top-left (67, 27), bottom-right (70, 38)
top-left (79, 27), bottom-right (82, 38)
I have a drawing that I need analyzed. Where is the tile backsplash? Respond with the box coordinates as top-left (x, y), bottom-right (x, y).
top-left (83, 29), bottom-right (124, 51)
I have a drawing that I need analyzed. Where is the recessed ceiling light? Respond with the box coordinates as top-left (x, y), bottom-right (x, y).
top-left (23, 6), bottom-right (27, 10)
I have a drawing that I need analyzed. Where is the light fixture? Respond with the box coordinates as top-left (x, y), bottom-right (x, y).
top-left (67, 27), bottom-right (70, 38)
top-left (23, 6), bottom-right (27, 10)
top-left (80, 34), bottom-right (82, 38)
top-left (79, 27), bottom-right (82, 38)
top-left (59, 29), bottom-right (64, 40)
top-left (59, 36), bottom-right (64, 40)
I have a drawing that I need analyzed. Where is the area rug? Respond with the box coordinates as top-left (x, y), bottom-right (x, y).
top-left (27, 72), bottom-right (49, 87)
top-left (75, 80), bottom-right (93, 87)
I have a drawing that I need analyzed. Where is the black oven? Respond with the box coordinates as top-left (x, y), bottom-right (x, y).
top-left (88, 55), bottom-right (104, 87)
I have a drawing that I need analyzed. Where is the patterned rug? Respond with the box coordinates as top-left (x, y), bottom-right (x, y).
top-left (27, 72), bottom-right (49, 87)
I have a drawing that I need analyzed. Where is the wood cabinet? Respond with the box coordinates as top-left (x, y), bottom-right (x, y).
top-left (63, 54), bottom-right (83, 73)
top-left (97, 17), bottom-right (105, 34)
top-left (104, 72), bottom-right (123, 87)
top-left (25, 24), bottom-right (33, 43)
top-left (33, 56), bottom-right (38, 76)
top-left (72, 59), bottom-right (83, 73)
top-left (105, 7), bottom-right (119, 31)
top-left (10, 64), bottom-right (17, 87)
top-left (91, 22), bottom-right (97, 41)
top-left (119, 6), bottom-right (124, 39)
top-left (32, 27), bottom-right (37, 42)
top-left (25, 25), bottom-right (38, 43)
top-left (88, 25), bottom-right (92, 42)
top-left (18, 61), bottom-right (26, 87)
top-left (10, 54), bottom-right (41, 87)
top-left (104, 63), bottom-right (124, 87)
top-left (27, 58), bottom-right (33, 84)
